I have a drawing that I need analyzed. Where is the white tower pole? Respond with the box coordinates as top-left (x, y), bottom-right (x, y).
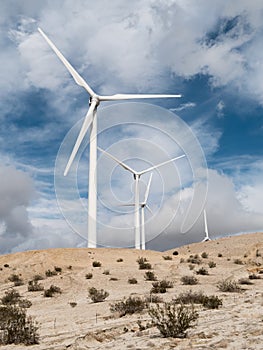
top-left (87, 111), bottom-right (97, 247)
top-left (141, 206), bottom-right (146, 250)
top-left (134, 174), bottom-right (141, 250)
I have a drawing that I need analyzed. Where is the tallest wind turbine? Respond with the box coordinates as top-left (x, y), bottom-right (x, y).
top-left (38, 28), bottom-right (181, 248)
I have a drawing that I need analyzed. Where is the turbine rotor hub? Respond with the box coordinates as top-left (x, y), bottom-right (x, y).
top-left (89, 95), bottom-right (100, 106)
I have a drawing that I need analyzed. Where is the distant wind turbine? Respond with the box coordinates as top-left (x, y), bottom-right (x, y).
top-left (98, 147), bottom-right (185, 249)
top-left (122, 173), bottom-right (153, 250)
top-left (202, 209), bottom-right (211, 242)
top-left (38, 28), bottom-right (181, 248)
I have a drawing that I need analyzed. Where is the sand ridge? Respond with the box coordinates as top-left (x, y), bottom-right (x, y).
top-left (0, 232), bottom-right (262, 349)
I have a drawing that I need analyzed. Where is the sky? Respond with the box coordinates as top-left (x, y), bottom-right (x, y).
top-left (0, 0), bottom-right (263, 253)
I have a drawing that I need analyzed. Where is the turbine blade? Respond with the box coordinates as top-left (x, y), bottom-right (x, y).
top-left (139, 154), bottom-right (185, 175)
top-left (98, 147), bottom-right (137, 174)
top-left (38, 28), bottom-right (95, 97)
top-left (143, 173), bottom-right (153, 204)
top-left (99, 93), bottom-right (181, 101)
top-left (64, 102), bottom-right (96, 176)
top-left (145, 204), bottom-right (153, 214)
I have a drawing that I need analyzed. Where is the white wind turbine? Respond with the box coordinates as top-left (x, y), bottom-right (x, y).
top-left (122, 173), bottom-right (153, 250)
top-left (98, 147), bottom-right (185, 249)
top-left (38, 28), bottom-right (181, 248)
top-left (202, 209), bottom-right (211, 242)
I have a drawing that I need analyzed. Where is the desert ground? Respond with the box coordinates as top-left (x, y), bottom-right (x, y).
top-left (0, 232), bottom-right (262, 349)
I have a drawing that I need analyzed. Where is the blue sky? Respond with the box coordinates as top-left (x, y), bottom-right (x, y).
top-left (0, 0), bottom-right (263, 253)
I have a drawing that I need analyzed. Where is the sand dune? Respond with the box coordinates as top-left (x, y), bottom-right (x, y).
top-left (0, 232), bottom-right (262, 349)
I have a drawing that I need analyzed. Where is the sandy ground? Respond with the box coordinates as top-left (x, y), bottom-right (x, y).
top-left (0, 232), bottom-right (262, 349)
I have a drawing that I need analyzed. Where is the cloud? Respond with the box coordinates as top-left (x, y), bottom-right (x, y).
top-left (170, 102), bottom-right (196, 112)
top-left (0, 0), bottom-right (261, 103)
top-left (216, 100), bottom-right (225, 118)
top-left (0, 165), bottom-right (34, 251)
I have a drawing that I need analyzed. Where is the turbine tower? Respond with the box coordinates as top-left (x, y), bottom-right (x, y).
top-left (38, 28), bottom-right (181, 248)
top-left (122, 173), bottom-right (153, 250)
top-left (202, 209), bottom-right (211, 242)
top-left (140, 173), bottom-right (152, 250)
top-left (98, 147), bottom-right (185, 249)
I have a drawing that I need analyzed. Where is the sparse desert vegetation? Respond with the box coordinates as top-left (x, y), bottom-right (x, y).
top-left (0, 232), bottom-right (261, 349)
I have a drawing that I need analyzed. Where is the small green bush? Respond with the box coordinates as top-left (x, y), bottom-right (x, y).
top-left (18, 299), bottom-right (32, 309)
top-left (88, 287), bottom-right (109, 303)
top-left (201, 252), bottom-right (208, 259)
top-left (54, 266), bottom-right (62, 273)
top-left (92, 261), bottom-right (102, 267)
top-left (234, 259), bottom-right (243, 265)
top-left (0, 305), bottom-right (39, 345)
top-left (148, 302), bottom-right (198, 338)
top-left (173, 251), bottom-right (179, 256)
top-left (1, 289), bottom-right (21, 305)
top-left (217, 279), bottom-right (241, 292)
top-left (208, 261), bottom-right (216, 268)
top-left (159, 280), bottom-right (173, 288)
top-left (151, 280), bottom-right (173, 294)
top-left (218, 253), bottom-right (223, 257)
top-left (44, 285), bottom-right (62, 298)
top-left (144, 271), bottom-right (157, 281)
top-left (151, 282), bottom-right (166, 294)
top-left (174, 290), bottom-right (205, 305)
top-left (186, 254), bottom-right (201, 265)
top-left (109, 277), bottom-right (118, 281)
top-left (195, 267), bottom-right (209, 275)
top-left (173, 291), bottom-right (222, 310)
top-left (8, 274), bottom-right (24, 286)
top-left (181, 275), bottom-right (198, 285)
top-left (202, 295), bottom-right (222, 309)
top-left (28, 280), bottom-right (44, 292)
top-left (162, 256), bottom-right (172, 260)
top-left (85, 273), bottom-right (93, 279)
top-left (103, 270), bottom-right (110, 275)
top-left (136, 257), bottom-right (152, 270)
top-left (69, 302), bottom-right (77, 308)
top-left (110, 296), bottom-right (145, 317)
top-left (33, 274), bottom-right (44, 282)
top-left (128, 278), bottom-right (137, 284)
top-left (116, 258), bottom-right (123, 262)
top-left (45, 269), bottom-right (57, 277)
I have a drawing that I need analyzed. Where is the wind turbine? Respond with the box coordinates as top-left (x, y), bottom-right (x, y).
top-left (38, 28), bottom-right (181, 248)
top-left (202, 209), bottom-right (211, 242)
top-left (98, 147), bottom-right (185, 249)
top-left (122, 173), bottom-right (153, 250)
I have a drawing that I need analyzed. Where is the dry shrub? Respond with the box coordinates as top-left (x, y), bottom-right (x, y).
top-left (110, 296), bottom-right (145, 317)
top-left (136, 257), bottom-right (152, 270)
top-left (0, 305), bottom-right (39, 345)
top-left (148, 302), bottom-right (198, 338)
top-left (181, 275), bottom-right (198, 285)
top-left (44, 285), bottom-right (62, 298)
top-left (217, 279), bottom-right (241, 292)
top-left (88, 287), bottom-right (109, 303)
top-left (144, 271), bottom-right (157, 281)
